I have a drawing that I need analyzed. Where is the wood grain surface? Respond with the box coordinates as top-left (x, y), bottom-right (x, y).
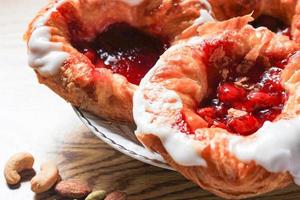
top-left (0, 0), bottom-right (300, 199)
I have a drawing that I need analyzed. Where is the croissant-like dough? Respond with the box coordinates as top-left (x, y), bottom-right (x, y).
top-left (209, 0), bottom-right (300, 42)
top-left (24, 0), bottom-right (206, 122)
top-left (134, 15), bottom-right (300, 199)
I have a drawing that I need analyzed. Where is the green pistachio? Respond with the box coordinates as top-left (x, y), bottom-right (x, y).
top-left (85, 190), bottom-right (106, 200)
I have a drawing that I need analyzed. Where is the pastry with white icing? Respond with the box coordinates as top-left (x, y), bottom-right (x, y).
top-left (133, 15), bottom-right (300, 199)
top-left (24, 0), bottom-right (210, 122)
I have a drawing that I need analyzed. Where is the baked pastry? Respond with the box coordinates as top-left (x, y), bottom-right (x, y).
top-left (133, 15), bottom-right (300, 199)
top-left (208, 0), bottom-right (300, 41)
top-left (25, 0), bottom-right (300, 122)
top-left (24, 0), bottom-right (209, 122)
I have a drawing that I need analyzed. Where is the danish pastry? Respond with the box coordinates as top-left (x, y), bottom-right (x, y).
top-left (133, 15), bottom-right (300, 199)
top-left (209, 0), bottom-right (300, 41)
top-left (24, 0), bottom-right (209, 121)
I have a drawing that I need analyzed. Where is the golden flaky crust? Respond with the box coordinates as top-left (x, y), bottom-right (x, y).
top-left (137, 134), bottom-right (291, 199)
top-left (25, 0), bottom-right (206, 122)
top-left (208, 0), bottom-right (300, 42)
top-left (135, 16), bottom-right (300, 199)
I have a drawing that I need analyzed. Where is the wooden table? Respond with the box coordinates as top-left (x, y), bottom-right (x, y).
top-left (1, 0), bottom-right (300, 199)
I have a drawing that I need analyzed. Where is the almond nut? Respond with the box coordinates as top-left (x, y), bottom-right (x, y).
top-left (55, 179), bottom-right (91, 198)
top-left (104, 191), bottom-right (127, 200)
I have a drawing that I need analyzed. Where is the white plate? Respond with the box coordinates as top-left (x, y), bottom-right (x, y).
top-left (73, 107), bottom-right (173, 170)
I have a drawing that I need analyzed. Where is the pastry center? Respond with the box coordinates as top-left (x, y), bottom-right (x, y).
top-left (72, 23), bottom-right (169, 85)
top-left (250, 15), bottom-right (291, 37)
top-left (196, 40), bottom-right (288, 136)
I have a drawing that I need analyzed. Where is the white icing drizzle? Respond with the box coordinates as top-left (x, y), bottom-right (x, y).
top-left (134, 60), bottom-right (207, 166)
top-left (28, 0), bottom-right (69, 76)
top-left (199, 0), bottom-right (212, 12)
top-left (228, 118), bottom-right (300, 185)
top-left (120, 0), bottom-right (144, 6)
top-left (193, 9), bottom-right (215, 26)
top-left (190, 0), bottom-right (214, 26)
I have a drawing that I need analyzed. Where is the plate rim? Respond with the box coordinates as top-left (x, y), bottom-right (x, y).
top-left (73, 107), bottom-right (173, 170)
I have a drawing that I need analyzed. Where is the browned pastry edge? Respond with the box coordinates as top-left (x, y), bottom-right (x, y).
top-left (137, 133), bottom-right (292, 199)
top-left (36, 65), bottom-right (136, 122)
top-left (208, 0), bottom-right (300, 42)
top-left (208, 0), bottom-right (297, 23)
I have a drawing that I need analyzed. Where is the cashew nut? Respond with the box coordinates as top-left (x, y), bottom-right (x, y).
top-left (4, 152), bottom-right (34, 185)
top-left (31, 161), bottom-right (59, 193)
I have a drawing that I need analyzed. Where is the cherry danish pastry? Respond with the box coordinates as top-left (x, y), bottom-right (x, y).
top-left (25, 0), bottom-right (207, 121)
top-left (209, 0), bottom-right (300, 41)
top-left (134, 16), bottom-right (300, 199)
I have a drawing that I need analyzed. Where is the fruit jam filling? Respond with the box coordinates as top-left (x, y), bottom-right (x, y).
top-left (196, 40), bottom-right (288, 136)
top-left (72, 23), bottom-right (169, 85)
top-left (250, 15), bottom-right (291, 37)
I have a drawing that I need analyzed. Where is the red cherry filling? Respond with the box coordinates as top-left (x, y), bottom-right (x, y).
top-left (194, 40), bottom-right (288, 136)
top-left (72, 23), bottom-right (169, 85)
top-left (218, 83), bottom-right (246, 103)
top-left (250, 15), bottom-right (291, 38)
